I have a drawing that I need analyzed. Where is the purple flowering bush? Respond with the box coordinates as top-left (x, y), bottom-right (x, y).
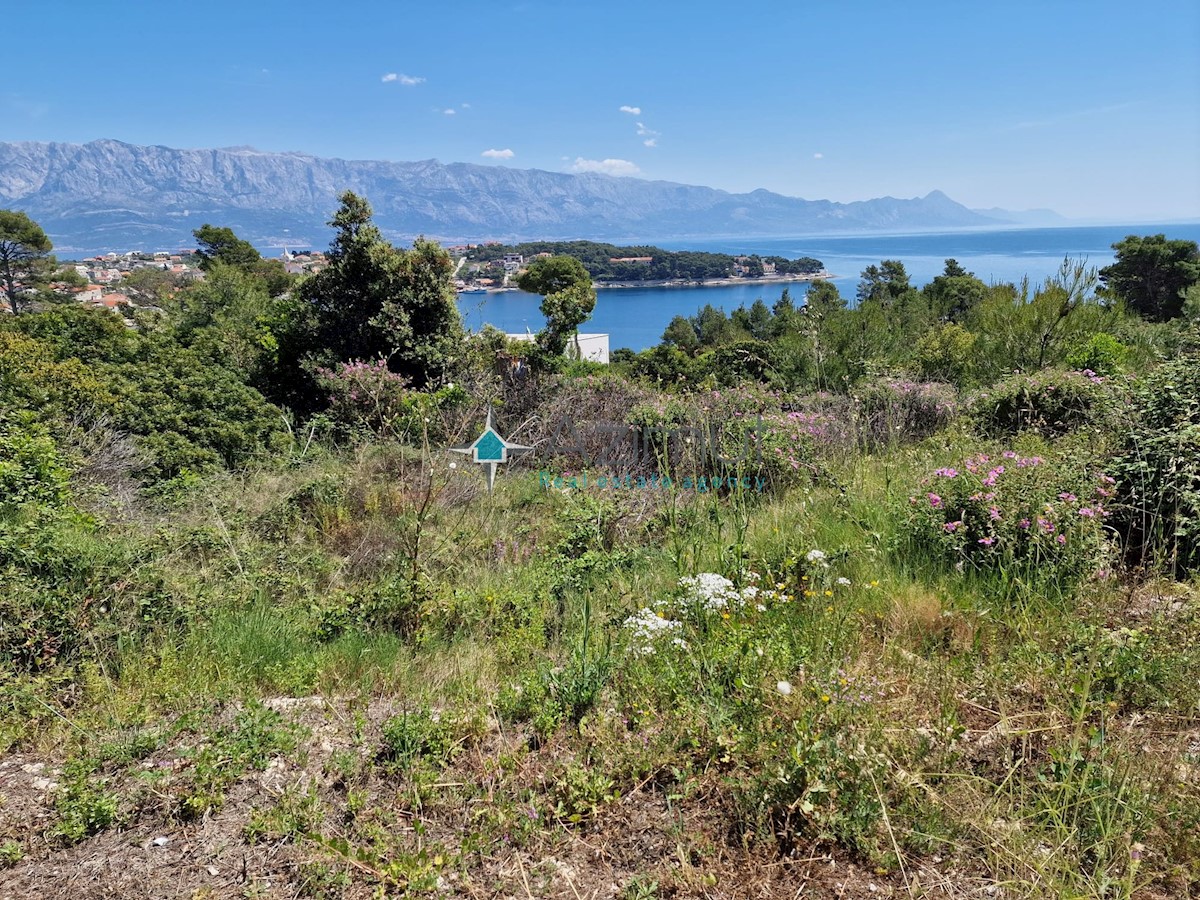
top-left (315, 358), bottom-right (466, 442)
top-left (968, 368), bottom-right (1124, 438)
top-left (855, 378), bottom-right (958, 447)
top-left (902, 447), bottom-right (1116, 582)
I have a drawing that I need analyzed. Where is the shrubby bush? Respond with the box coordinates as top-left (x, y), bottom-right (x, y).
top-left (315, 358), bottom-right (468, 443)
top-left (1065, 333), bottom-right (1129, 376)
top-left (854, 378), bottom-right (958, 447)
top-left (1108, 355), bottom-right (1200, 573)
top-left (901, 444), bottom-right (1115, 584)
top-left (0, 414), bottom-right (71, 510)
top-left (968, 368), bottom-right (1123, 438)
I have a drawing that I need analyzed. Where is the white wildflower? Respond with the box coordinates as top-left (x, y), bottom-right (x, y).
top-left (679, 573), bottom-right (740, 611)
top-left (836, 577), bottom-right (851, 586)
top-left (624, 608), bottom-right (683, 655)
top-left (776, 680), bottom-right (793, 696)
top-left (806, 549), bottom-right (827, 564)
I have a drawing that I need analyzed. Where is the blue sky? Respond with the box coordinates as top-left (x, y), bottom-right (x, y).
top-left (3, 0), bottom-right (1198, 221)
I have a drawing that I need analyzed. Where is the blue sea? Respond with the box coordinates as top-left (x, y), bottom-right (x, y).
top-left (457, 224), bottom-right (1200, 352)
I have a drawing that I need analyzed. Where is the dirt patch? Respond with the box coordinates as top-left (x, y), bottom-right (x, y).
top-left (0, 698), bottom-right (1013, 898)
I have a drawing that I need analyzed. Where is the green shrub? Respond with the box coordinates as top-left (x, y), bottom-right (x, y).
top-left (0, 413), bottom-right (70, 510)
top-left (1065, 333), bottom-right (1129, 376)
top-left (1109, 355), bottom-right (1200, 573)
top-left (969, 368), bottom-right (1122, 438)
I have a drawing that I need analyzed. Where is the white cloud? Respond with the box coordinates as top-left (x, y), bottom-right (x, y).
top-left (636, 122), bottom-right (657, 136)
top-left (643, 138), bottom-right (657, 148)
top-left (571, 157), bottom-right (641, 177)
top-left (382, 73), bottom-right (397, 82)
top-left (482, 148), bottom-right (515, 159)
top-left (443, 108), bottom-right (456, 115)
top-left (382, 72), bottom-right (424, 85)
top-left (813, 152), bottom-right (823, 159)
top-left (461, 102), bottom-right (471, 108)
top-left (619, 105), bottom-right (641, 115)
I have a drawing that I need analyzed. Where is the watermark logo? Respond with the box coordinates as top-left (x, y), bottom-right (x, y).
top-left (451, 409), bottom-right (531, 492)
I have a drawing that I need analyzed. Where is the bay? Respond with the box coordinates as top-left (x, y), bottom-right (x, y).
top-left (459, 223), bottom-right (1200, 351)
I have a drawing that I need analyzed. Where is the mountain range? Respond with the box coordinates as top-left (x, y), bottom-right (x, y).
top-left (0, 139), bottom-right (1062, 254)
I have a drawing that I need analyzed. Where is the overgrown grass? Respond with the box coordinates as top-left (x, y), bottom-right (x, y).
top-left (2, 431), bottom-right (1198, 898)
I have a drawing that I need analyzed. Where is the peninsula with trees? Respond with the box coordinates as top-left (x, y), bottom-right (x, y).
top-left (459, 239), bottom-right (828, 290)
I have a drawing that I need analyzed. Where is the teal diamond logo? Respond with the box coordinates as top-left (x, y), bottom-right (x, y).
top-left (451, 410), bottom-right (530, 491)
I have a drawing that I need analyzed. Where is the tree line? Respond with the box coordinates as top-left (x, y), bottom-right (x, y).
top-left (467, 239), bottom-right (824, 283)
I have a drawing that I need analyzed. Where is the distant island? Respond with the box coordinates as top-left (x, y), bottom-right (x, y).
top-left (455, 240), bottom-right (830, 292)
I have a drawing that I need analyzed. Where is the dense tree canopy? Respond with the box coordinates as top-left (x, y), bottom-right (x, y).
top-left (1099, 234), bottom-right (1200, 322)
top-left (294, 191), bottom-right (463, 390)
top-left (193, 224), bottom-right (263, 271)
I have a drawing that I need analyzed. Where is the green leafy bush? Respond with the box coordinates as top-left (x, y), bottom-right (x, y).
top-left (0, 413), bottom-right (70, 510)
top-left (1065, 333), bottom-right (1129, 376)
top-left (969, 368), bottom-right (1122, 438)
top-left (1108, 355), bottom-right (1200, 573)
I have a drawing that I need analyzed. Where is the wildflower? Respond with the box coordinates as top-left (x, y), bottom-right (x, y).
top-left (1078, 507), bottom-right (1095, 517)
top-left (1019, 518), bottom-right (1031, 529)
top-left (978, 537), bottom-right (995, 546)
top-left (449, 462), bottom-right (457, 469)
top-left (824, 590), bottom-right (833, 597)
top-left (989, 506), bottom-right (1001, 520)
top-left (776, 680), bottom-right (793, 696)
top-left (836, 577), bottom-right (851, 586)
top-left (821, 694), bottom-right (831, 703)
top-left (944, 521), bottom-right (962, 533)
top-left (1056, 534), bottom-right (1067, 545)
top-left (927, 493), bottom-right (943, 508)
top-left (1058, 492), bottom-right (1077, 502)
top-left (805, 549), bottom-right (827, 563)
top-left (870, 580), bottom-right (879, 587)
top-left (934, 467), bottom-right (958, 478)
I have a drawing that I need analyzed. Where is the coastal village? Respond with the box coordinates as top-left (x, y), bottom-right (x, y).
top-left (9, 238), bottom-right (825, 319)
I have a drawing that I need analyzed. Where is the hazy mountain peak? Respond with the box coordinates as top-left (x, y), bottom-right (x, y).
top-left (0, 139), bottom-right (1029, 253)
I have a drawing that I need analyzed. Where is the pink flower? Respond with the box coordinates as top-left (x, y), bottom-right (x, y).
top-left (989, 506), bottom-right (1002, 520)
top-left (927, 493), bottom-right (943, 509)
top-left (934, 467), bottom-right (959, 478)
top-left (944, 521), bottom-right (963, 533)
top-left (1056, 534), bottom-right (1067, 545)
top-left (1018, 518), bottom-right (1031, 529)
top-left (1078, 507), bottom-right (1095, 517)
top-left (1058, 492), bottom-right (1077, 502)
top-left (978, 536), bottom-right (995, 546)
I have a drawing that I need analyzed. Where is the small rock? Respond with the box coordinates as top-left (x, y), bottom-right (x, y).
top-left (206, 865), bottom-right (219, 876)
top-left (150, 836), bottom-right (170, 848)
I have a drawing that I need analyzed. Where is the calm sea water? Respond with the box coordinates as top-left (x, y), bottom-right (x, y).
top-left (459, 224), bottom-right (1200, 351)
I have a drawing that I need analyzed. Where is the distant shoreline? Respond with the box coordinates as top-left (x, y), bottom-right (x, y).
top-left (592, 272), bottom-right (834, 290)
top-left (471, 271), bottom-right (835, 294)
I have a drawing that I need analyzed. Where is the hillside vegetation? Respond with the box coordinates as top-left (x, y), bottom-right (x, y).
top-left (2, 198), bottom-right (1200, 899)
